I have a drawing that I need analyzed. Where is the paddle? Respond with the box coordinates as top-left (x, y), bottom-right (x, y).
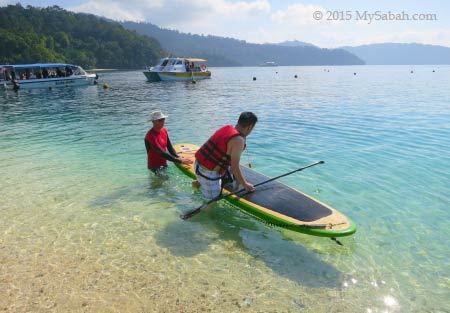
top-left (180, 160), bottom-right (324, 220)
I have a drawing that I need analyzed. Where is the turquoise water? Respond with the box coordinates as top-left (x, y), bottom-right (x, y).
top-left (1, 66), bottom-right (449, 312)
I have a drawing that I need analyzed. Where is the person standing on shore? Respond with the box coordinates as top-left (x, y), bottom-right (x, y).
top-left (194, 112), bottom-right (258, 201)
top-left (145, 110), bottom-right (192, 178)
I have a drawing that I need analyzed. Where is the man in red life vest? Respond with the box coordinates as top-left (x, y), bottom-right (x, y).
top-left (145, 110), bottom-right (192, 178)
top-left (195, 112), bottom-right (258, 200)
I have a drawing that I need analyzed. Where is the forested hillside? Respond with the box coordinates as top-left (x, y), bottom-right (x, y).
top-left (0, 4), bottom-right (164, 69)
top-left (123, 21), bottom-right (364, 66)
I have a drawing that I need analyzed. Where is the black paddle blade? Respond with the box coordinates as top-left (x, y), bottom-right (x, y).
top-left (180, 195), bottom-right (224, 220)
top-left (331, 237), bottom-right (344, 246)
top-left (180, 207), bottom-right (202, 220)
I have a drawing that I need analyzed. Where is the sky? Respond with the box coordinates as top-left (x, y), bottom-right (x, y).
top-left (1, 0), bottom-right (449, 48)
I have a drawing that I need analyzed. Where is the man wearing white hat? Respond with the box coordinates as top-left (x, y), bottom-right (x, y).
top-left (145, 110), bottom-right (192, 177)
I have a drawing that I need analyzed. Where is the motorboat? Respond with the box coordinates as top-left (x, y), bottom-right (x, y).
top-left (259, 61), bottom-right (277, 67)
top-left (0, 63), bottom-right (98, 90)
top-left (143, 57), bottom-right (211, 82)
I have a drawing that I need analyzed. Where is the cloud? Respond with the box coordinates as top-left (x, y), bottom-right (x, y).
top-left (271, 3), bottom-right (330, 26)
top-left (68, 0), bottom-right (273, 45)
top-left (265, 4), bottom-right (450, 48)
top-left (62, 0), bottom-right (450, 48)
top-left (69, 0), bottom-right (164, 21)
top-left (264, 3), bottom-right (361, 46)
top-left (201, 0), bottom-right (270, 16)
top-left (69, 0), bottom-right (270, 23)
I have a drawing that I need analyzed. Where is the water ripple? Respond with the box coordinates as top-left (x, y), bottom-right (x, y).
top-left (1, 65), bottom-right (449, 312)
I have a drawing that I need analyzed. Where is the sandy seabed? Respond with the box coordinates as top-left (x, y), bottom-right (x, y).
top-left (0, 198), bottom-right (365, 313)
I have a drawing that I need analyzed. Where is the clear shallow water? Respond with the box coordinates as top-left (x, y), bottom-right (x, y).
top-left (1, 65), bottom-right (449, 312)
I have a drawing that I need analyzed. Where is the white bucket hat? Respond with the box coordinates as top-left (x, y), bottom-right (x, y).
top-left (150, 110), bottom-right (168, 121)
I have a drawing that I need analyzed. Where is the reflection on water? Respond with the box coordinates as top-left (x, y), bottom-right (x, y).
top-left (1, 66), bottom-right (449, 312)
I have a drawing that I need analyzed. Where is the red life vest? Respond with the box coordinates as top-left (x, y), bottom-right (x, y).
top-left (145, 127), bottom-right (168, 169)
top-left (195, 125), bottom-right (242, 173)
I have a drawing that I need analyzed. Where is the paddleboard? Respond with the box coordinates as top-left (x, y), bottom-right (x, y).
top-left (174, 143), bottom-right (357, 238)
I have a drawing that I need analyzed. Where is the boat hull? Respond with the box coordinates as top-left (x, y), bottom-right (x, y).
top-left (143, 57), bottom-right (212, 82)
top-left (144, 71), bottom-right (211, 82)
top-left (2, 75), bottom-right (97, 90)
top-left (158, 71), bottom-right (211, 81)
top-left (143, 71), bottom-right (161, 82)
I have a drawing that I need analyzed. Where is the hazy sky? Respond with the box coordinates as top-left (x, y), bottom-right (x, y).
top-left (2, 0), bottom-right (449, 47)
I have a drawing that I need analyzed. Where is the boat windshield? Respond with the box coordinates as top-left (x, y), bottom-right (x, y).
top-left (74, 66), bottom-right (86, 75)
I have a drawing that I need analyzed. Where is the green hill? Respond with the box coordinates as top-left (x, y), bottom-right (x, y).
top-left (122, 21), bottom-right (364, 66)
top-left (0, 4), bottom-right (164, 69)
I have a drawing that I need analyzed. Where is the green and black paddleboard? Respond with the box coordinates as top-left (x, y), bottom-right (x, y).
top-left (174, 143), bottom-right (357, 238)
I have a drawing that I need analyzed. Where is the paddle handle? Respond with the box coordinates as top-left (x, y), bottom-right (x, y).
top-left (253, 161), bottom-right (324, 188)
top-left (221, 160), bottom-right (324, 199)
top-left (221, 160), bottom-right (324, 201)
top-left (180, 161), bottom-right (324, 220)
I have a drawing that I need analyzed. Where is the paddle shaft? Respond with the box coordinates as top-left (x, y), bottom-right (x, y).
top-left (180, 160), bottom-right (324, 220)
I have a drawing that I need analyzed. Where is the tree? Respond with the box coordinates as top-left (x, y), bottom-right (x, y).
top-left (0, 5), bottom-right (165, 69)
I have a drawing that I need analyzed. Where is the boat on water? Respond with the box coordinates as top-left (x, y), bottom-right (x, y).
top-left (259, 61), bottom-right (277, 67)
top-left (143, 57), bottom-right (211, 82)
top-left (0, 63), bottom-right (98, 90)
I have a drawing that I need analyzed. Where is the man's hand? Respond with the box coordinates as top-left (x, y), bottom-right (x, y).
top-left (179, 157), bottom-right (193, 165)
top-left (243, 182), bottom-right (255, 192)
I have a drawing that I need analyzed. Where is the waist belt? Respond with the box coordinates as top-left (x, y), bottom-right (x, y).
top-left (196, 163), bottom-right (234, 186)
top-left (195, 163), bottom-right (221, 181)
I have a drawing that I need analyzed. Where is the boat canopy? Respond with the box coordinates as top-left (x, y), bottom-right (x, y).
top-left (1, 63), bottom-right (78, 69)
top-left (184, 58), bottom-right (207, 62)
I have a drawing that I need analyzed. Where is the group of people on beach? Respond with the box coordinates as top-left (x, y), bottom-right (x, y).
top-left (144, 110), bottom-right (258, 208)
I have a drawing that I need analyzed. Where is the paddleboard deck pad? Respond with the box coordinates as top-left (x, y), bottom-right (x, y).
top-left (174, 144), bottom-right (357, 237)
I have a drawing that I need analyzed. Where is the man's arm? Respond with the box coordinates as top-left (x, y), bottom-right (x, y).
top-left (145, 139), bottom-right (181, 163)
top-left (167, 137), bottom-right (193, 165)
top-left (166, 137), bottom-right (179, 158)
top-left (229, 137), bottom-right (255, 192)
